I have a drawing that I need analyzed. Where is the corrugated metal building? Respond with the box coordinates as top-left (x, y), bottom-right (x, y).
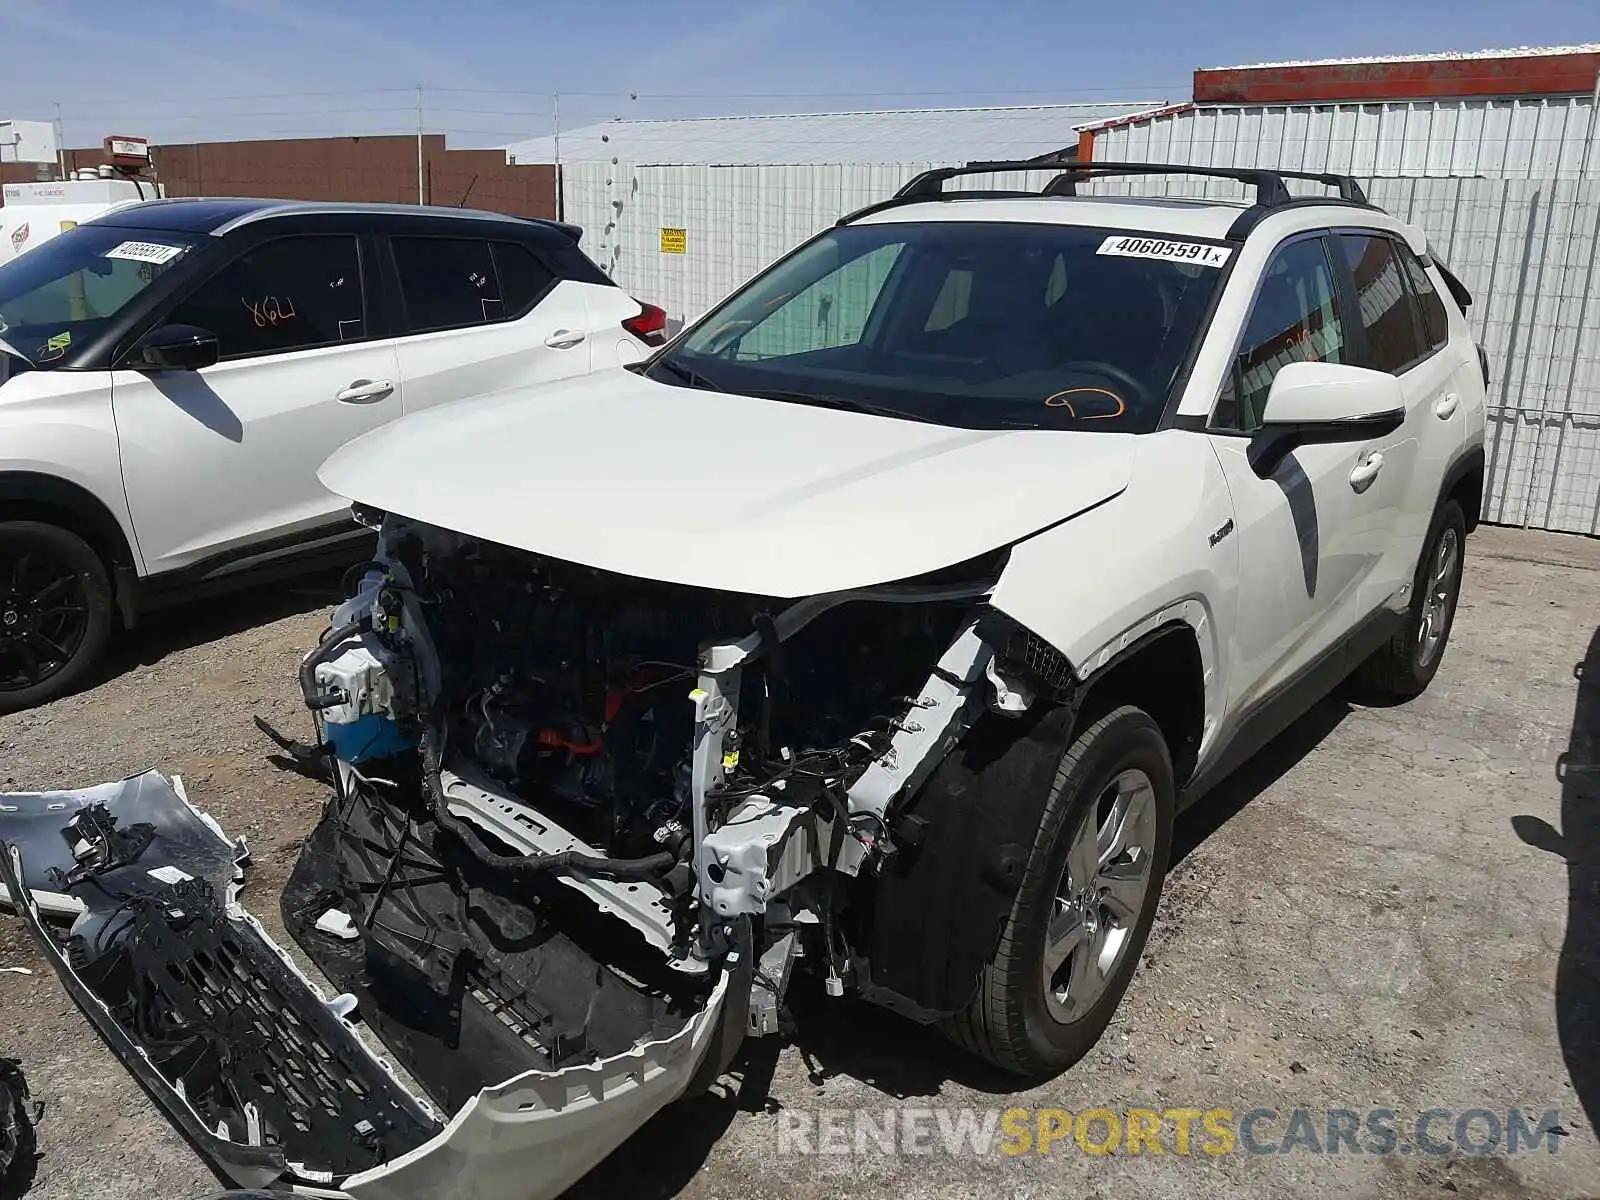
top-left (1078, 46), bottom-right (1600, 535)
top-left (514, 104), bottom-right (1164, 339)
top-left (1085, 95), bottom-right (1598, 178)
top-left (1083, 44), bottom-right (1600, 177)
top-left (506, 103), bottom-right (1167, 167)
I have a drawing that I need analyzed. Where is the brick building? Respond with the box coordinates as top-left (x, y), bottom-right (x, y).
top-left (1, 134), bottom-right (557, 219)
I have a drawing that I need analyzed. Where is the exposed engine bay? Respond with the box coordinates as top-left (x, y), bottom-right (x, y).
top-left (0, 513), bottom-right (1073, 1198)
top-left (422, 536), bottom-right (975, 869)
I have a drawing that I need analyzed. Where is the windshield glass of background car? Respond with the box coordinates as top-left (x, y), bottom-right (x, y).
top-left (0, 226), bottom-right (196, 367)
top-left (0, 340), bottom-right (24, 385)
top-left (659, 220), bottom-right (1229, 432)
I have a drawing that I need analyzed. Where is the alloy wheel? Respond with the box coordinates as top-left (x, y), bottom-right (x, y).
top-left (0, 548), bottom-right (92, 693)
top-left (1042, 767), bottom-right (1158, 1023)
top-left (1417, 526), bottom-right (1460, 669)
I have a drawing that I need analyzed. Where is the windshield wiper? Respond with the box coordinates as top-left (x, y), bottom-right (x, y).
top-left (747, 390), bottom-right (943, 424)
top-left (651, 357), bottom-right (723, 392)
top-left (0, 333), bottom-right (30, 368)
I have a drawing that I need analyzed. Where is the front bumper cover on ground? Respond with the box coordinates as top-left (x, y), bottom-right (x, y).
top-left (0, 772), bottom-right (729, 1199)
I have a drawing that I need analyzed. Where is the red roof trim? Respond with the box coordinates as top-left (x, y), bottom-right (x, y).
top-left (1195, 52), bottom-right (1600, 104)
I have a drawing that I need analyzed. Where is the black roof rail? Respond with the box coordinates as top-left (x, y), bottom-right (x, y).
top-left (838, 160), bottom-right (1376, 232)
top-left (894, 160), bottom-right (1368, 207)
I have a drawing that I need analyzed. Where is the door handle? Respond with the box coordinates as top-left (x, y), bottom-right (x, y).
top-left (335, 379), bottom-right (394, 404)
top-left (1433, 392), bottom-right (1460, 420)
top-left (1349, 451), bottom-right (1384, 493)
top-left (544, 329), bottom-right (586, 350)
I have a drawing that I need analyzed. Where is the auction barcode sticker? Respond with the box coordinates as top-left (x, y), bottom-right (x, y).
top-left (104, 240), bottom-right (186, 265)
top-left (1097, 236), bottom-right (1232, 268)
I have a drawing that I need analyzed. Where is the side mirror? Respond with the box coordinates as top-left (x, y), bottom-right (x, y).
top-left (131, 324), bottom-right (220, 372)
top-left (1248, 361), bottom-right (1406, 477)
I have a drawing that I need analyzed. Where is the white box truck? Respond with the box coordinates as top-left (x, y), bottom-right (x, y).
top-left (0, 176), bottom-right (162, 268)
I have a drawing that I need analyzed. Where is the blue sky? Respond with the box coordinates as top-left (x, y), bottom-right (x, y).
top-left (1, 0), bottom-right (1597, 149)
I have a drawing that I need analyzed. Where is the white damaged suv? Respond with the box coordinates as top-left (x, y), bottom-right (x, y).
top-left (1, 162), bottom-right (1487, 1197)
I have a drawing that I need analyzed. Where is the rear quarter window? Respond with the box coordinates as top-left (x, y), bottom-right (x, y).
top-left (490, 242), bottom-right (558, 315)
top-left (1337, 233), bottom-right (1428, 375)
top-left (1399, 253), bottom-right (1450, 350)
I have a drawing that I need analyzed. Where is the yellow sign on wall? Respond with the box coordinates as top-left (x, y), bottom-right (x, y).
top-left (660, 227), bottom-right (687, 254)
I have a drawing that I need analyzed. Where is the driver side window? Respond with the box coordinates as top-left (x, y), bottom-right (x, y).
top-left (730, 242), bottom-right (904, 361)
top-left (1213, 236), bottom-right (1346, 433)
top-left (165, 235), bottom-right (367, 361)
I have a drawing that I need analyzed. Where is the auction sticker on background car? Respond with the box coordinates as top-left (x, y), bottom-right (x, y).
top-left (1097, 235), bottom-right (1232, 267)
top-left (103, 240), bottom-right (186, 264)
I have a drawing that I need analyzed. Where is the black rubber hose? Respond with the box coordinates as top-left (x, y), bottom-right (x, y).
top-left (298, 615), bottom-right (371, 710)
top-left (420, 723), bottom-right (676, 882)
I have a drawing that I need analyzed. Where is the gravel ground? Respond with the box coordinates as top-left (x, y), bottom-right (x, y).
top-left (1, 527), bottom-right (1597, 1200)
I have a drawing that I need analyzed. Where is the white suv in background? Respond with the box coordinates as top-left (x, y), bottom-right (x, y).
top-left (0, 199), bottom-right (664, 709)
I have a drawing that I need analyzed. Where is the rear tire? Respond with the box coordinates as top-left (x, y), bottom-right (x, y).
top-left (0, 520), bottom-right (114, 713)
top-left (944, 705), bottom-right (1175, 1077)
top-left (1355, 499), bottom-right (1466, 700)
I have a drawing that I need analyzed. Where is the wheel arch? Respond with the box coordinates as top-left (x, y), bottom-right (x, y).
top-left (1072, 619), bottom-right (1208, 786)
top-left (858, 610), bottom-right (1208, 1023)
top-left (1442, 443), bottom-right (1485, 534)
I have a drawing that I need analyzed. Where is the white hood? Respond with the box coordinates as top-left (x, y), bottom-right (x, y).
top-left (319, 370), bottom-right (1136, 597)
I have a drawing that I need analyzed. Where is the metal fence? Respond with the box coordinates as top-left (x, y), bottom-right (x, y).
top-left (1374, 176), bottom-right (1600, 534)
top-left (1089, 96), bottom-right (1600, 180)
top-left (567, 161), bottom-right (1600, 535)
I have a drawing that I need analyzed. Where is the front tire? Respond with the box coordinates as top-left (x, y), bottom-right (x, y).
top-left (945, 705), bottom-right (1175, 1076)
top-left (0, 521), bottom-right (114, 713)
top-left (1355, 499), bottom-right (1466, 700)
top-left (0, 1057), bottom-right (34, 1193)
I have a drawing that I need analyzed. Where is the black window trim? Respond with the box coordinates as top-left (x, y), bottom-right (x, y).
top-left (1330, 227), bottom-right (1446, 378)
top-left (383, 232), bottom-right (562, 336)
top-left (1200, 227), bottom-right (1340, 438)
top-left (1154, 238), bottom-right (1244, 432)
top-left (138, 229), bottom-right (375, 365)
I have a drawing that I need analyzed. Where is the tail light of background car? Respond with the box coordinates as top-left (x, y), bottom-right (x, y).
top-left (622, 302), bottom-right (668, 347)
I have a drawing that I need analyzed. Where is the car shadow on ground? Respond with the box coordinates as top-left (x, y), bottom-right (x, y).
top-left (568, 694), bottom-right (1358, 1198)
top-left (84, 569), bottom-right (348, 689)
top-left (1173, 695), bottom-right (1351, 864)
top-left (1511, 623), bottom-right (1599, 1136)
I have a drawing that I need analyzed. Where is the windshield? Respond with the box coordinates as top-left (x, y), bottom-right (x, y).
top-left (0, 338), bottom-right (25, 386)
top-left (0, 225), bottom-right (197, 367)
top-left (654, 220), bottom-right (1229, 432)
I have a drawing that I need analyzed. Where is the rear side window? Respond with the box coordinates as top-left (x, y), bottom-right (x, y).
top-left (1398, 252), bottom-right (1449, 350)
top-left (1338, 234), bottom-right (1427, 374)
top-left (166, 235), bottom-right (365, 360)
top-left (392, 238), bottom-right (504, 333)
